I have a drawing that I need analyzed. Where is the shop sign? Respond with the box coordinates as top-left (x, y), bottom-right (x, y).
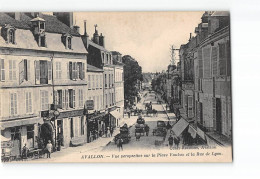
top-left (1, 141), bottom-right (13, 148)
top-left (57, 109), bottom-right (84, 119)
top-left (85, 100), bottom-right (94, 110)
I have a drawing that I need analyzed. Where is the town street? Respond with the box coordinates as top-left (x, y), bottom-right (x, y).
top-left (23, 90), bottom-right (176, 162)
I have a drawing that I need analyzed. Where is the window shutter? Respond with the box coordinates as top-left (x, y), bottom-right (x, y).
top-left (27, 60), bottom-right (30, 81)
top-left (72, 62), bottom-right (76, 80)
top-left (35, 61), bottom-right (40, 84)
top-left (203, 47), bottom-right (211, 78)
top-left (211, 46), bottom-right (218, 77)
top-left (226, 41), bottom-right (231, 76)
top-left (19, 60), bottom-right (25, 84)
top-left (212, 97), bottom-right (216, 130)
top-left (82, 63), bottom-right (85, 80)
top-left (65, 90), bottom-right (68, 109)
top-left (54, 91), bottom-right (57, 106)
top-left (29, 92), bottom-right (32, 113)
top-left (76, 62), bottom-right (79, 79)
top-left (219, 43), bottom-right (226, 76)
top-left (47, 61), bottom-right (52, 83)
top-left (0, 59), bottom-right (4, 81)
top-left (69, 62), bottom-right (72, 80)
top-left (198, 49), bottom-right (203, 78)
top-left (67, 62), bottom-right (69, 79)
top-left (188, 96), bottom-right (194, 118)
top-left (73, 90), bottom-right (76, 108)
top-left (62, 90), bottom-right (65, 109)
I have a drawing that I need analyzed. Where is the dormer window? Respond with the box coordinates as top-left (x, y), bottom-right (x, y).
top-left (30, 16), bottom-right (46, 47)
top-left (1, 24), bottom-right (16, 44)
top-left (62, 33), bottom-right (72, 50)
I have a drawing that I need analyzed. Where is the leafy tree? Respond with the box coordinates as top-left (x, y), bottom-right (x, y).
top-left (122, 55), bottom-right (143, 107)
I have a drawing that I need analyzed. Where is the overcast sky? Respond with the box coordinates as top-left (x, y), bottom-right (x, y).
top-left (73, 12), bottom-right (204, 72)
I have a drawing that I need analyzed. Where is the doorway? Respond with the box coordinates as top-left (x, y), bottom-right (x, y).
top-left (216, 98), bottom-right (222, 133)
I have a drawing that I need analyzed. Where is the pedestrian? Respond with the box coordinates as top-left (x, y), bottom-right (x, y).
top-left (22, 144), bottom-right (29, 159)
top-left (107, 127), bottom-right (111, 137)
top-left (145, 125), bottom-right (150, 136)
top-left (118, 138), bottom-right (123, 151)
top-left (46, 140), bottom-right (52, 158)
top-left (105, 127), bottom-right (108, 137)
top-left (168, 135), bottom-right (174, 149)
top-left (110, 128), bottom-right (114, 137)
top-left (174, 135), bottom-right (180, 148)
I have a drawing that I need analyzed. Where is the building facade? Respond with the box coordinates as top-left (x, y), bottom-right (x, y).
top-left (0, 12), bottom-right (88, 156)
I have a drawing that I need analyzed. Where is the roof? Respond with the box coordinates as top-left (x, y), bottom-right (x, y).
top-left (87, 64), bottom-right (103, 72)
top-left (87, 39), bottom-right (110, 52)
top-left (0, 13), bottom-right (80, 36)
top-left (211, 11), bottom-right (230, 17)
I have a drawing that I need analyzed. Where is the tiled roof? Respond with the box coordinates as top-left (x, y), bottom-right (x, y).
top-left (0, 13), bottom-right (80, 36)
top-left (87, 39), bottom-right (110, 52)
top-left (87, 64), bottom-right (103, 72)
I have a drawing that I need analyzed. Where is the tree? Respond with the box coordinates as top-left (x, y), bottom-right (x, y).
top-left (122, 55), bottom-right (143, 107)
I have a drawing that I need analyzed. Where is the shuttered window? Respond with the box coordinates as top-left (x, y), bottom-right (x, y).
top-left (211, 46), bottom-right (218, 77)
top-left (78, 89), bottom-right (83, 107)
top-left (10, 93), bottom-right (17, 115)
top-left (88, 75), bottom-right (91, 89)
top-left (47, 61), bottom-right (52, 83)
top-left (226, 41), bottom-right (231, 76)
top-left (62, 90), bottom-right (66, 109)
top-left (0, 59), bottom-right (5, 81)
top-left (198, 49), bottom-right (203, 78)
top-left (25, 91), bottom-right (32, 113)
top-left (203, 47), bottom-right (211, 78)
top-left (40, 91), bottom-right (49, 111)
top-left (187, 96), bottom-right (194, 118)
top-left (9, 60), bottom-right (16, 81)
top-left (219, 43), bottom-right (226, 76)
top-left (92, 75), bottom-right (95, 89)
top-left (56, 62), bottom-right (62, 79)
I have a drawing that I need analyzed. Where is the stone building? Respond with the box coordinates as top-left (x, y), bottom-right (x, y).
top-left (112, 51), bottom-right (124, 120)
top-left (0, 12), bottom-right (88, 156)
top-left (81, 22), bottom-right (119, 131)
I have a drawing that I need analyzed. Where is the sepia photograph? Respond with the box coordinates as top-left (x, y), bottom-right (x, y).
top-left (0, 11), bottom-right (232, 163)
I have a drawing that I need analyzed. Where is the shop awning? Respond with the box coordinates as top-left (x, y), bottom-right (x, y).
top-left (197, 127), bottom-right (206, 141)
top-left (0, 117), bottom-right (44, 129)
top-left (172, 118), bottom-right (189, 137)
top-left (188, 125), bottom-right (197, 139)
top-left (110, 110), bottom-right (121, 119)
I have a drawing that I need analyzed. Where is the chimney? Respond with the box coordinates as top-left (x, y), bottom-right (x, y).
top-left (189, 33), bottom-right (192, 41)
top-left (93, 24), bottom-right (99, 45)
top-left (53, 12), bottom-right (73, 28)
top-left (99, 33), bottom-right (105, 47)
top-left (73, 25), bottom-right (80, 33)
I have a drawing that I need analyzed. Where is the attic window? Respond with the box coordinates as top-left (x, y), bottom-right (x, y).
top-left (62, 33), bottom-right (72, 49)
top-left (1, 24), bottom-right (16, 44)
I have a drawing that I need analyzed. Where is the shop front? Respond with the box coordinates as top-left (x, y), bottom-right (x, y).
top-left (86, 111), bottom-right (106, 143)
top-left (0, 116), bottom-right (43, 159)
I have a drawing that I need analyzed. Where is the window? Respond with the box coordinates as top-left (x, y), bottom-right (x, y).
top-left (25, 92), bottom-right (32, 113)
top-left (77, 62), bottom-right (85, 80)
top-left (54, 90), bottom-right (62, 109)
top-left (19, 59), bottom-right (30, 84)
top-left (106, 54), bottom-right (109, 64)
top-left (64, 90), bottom-right (69, 109)
top-left (11, 127), bottom-right (20, 141)
top-left (69, 89), bottom-right (75, 108)
top-left (80, 116), bottom-right (84, 135)
top-left (35, 60), bottom-right (51, 85)
top-left (56, 62), bottom-right (62, 79)
top-left (69, 62), bottom-right (79, 80)
top-left (40, 91), bottom-right (49, 110)
top-left (9, 29), bottom-right (15, 44)
top-left (67, 37), bottom-right (72, 49)
top-left (112, 93), bottom-right (114, 105)
top-left (10, 93), bottom-right (17, 115)
top-left (102, 53), bottom-right (105, 63)
top-left (9, 60), bottom-right (16, 81)
top-left (187, 96), bottom-right (194, 118)
top-left (219, 43), bottom-right (227, 76)
top-left (78, 89), bottom-right (83, 107)
top-left (109, 74), bottom-right (111, 87)
top-left (88, 75), bottom-right (91, 89)
top-left (39, 36), bottom-right (46, 47)
top-left (0, 59), bottom-right (5, 81)
top-left (112, 74), bottom-right (114, 87)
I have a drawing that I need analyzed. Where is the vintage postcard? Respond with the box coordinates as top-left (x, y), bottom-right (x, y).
top-left (0, 11), bottom-right (232, 163)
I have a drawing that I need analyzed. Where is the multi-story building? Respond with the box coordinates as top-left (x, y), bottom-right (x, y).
top-left (0, 12), bottom-right (88, 156)
top-left (178, 11), bottom-right (231, 146)
top-left (112, 51), bottom-right (124, 120)
top-left (81, 22), bottom-right (119, 132)
top-left (86, 64), bottom-right (105, 142)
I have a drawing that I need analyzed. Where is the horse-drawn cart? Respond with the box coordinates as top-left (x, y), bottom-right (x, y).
top-left (152, 120), bottom-right (167, 136)
top-left (114, 124), bottom-right (131, 144)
